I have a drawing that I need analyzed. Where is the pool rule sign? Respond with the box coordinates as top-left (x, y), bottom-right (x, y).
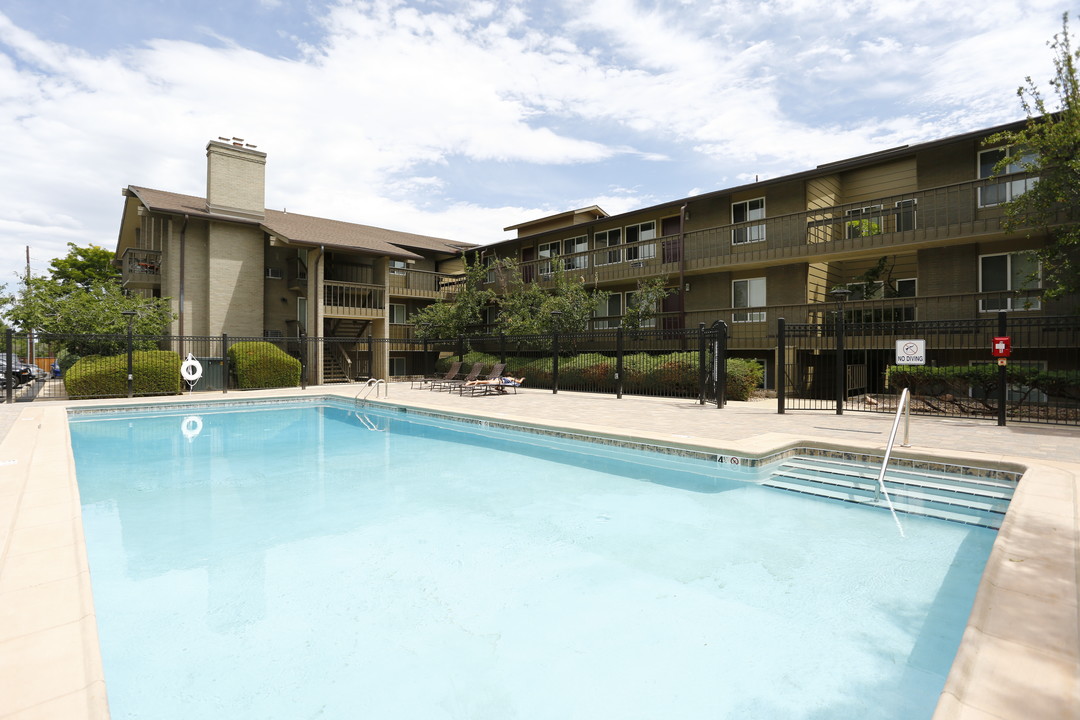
top-left (895, 339), bottom-right (926, 365)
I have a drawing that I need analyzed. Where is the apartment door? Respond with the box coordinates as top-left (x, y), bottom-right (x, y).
top-left (661, 216), bottom-right (682, 264)
top-left (521, 247), bottom-right (535, 283)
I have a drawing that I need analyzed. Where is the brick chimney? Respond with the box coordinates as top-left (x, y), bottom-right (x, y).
top-left (205, 137), bottom-right (266, 220)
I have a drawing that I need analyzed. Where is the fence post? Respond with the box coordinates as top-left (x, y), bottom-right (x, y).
top-left (615, 328), bottom-right (624, 399)
top-left (422, 338), bottom-right (430, 377)
top-left (697, 323), bottom-right (707, 405)
top-left (716, 321), bottom-right (728, 409)
top-left (221, 334), bottom-right (229, 394)
top-left (125, 321), bottom-right (134, 399)
top-left (834, 307), bottom-right (846, 415)
top-left (4, 329), bottom-right (12, 404)
top-left (552, 328), bottom-right (560, 394)
top-left (457, 336), bottom-right (464, 364)
top-left (499, 333), bottom-right (506, 366)
top-left (777, 318), bottom-right (786, 414)
top-left (300, 332), bottom-right (308, 390)
top-left (997, 310), bottom-right (1007, 427)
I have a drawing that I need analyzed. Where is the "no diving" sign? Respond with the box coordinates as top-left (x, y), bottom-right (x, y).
top-left (895, 339), bottom-right (926, 365)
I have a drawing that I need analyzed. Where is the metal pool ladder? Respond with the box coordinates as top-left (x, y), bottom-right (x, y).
top-left (872, 388), bottom-right (907, 507)
top-left (355, 378), bottom-right (387, 401)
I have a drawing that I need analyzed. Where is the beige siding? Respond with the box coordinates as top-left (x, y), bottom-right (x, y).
top-left (841, 158), bottom-right (916, 204)
top-left (207, 222), bottom-right (264, 336)
top-left (918, 139), bottom-right (976, 188)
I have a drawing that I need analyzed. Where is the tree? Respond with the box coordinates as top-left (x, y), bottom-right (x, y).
top-left (410, 254), bottom-right (494, 338)
top-left (494, 259), bottom-right (609, 335)
top-left (988, 12), bottom-right (1080, 301)
top-left (4, 277), bottom-right (173, 357)
top-left (48, 243), bottom-right (118, 288)
top-left (621, 277), bottom-right (673, 330)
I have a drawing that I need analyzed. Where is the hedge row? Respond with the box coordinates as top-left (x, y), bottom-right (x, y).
top-left (227, 341), bottom-right (302, 389)
top-left (886, 364), bottom-right (1080, 403)
top-left (65, 351), bottom-right (182, 399)
top-left (434, 352), bottom-right (765, 401)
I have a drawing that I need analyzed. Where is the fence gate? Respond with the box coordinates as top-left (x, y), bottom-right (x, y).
top-left (777, 314), bottom-right (1080, 426)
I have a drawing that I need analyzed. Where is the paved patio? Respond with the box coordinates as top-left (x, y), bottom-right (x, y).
top-left (1, 386), bottom-right (1077, 719)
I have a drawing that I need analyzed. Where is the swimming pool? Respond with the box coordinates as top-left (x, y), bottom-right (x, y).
top-left (69, 399), bottom-right (998, 719)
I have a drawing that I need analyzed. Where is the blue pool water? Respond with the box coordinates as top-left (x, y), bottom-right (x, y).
top-left (69, 400), bottom-right (997, 720)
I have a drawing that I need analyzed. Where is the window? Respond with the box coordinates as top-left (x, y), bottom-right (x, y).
top-left (732, 278), bottom-right (766, 322)
top-left (894, 199), bottom-right (917, 232)
top-left (538, 241), bottom-right (560, 276)
top-left (845, 205), bottom-right (883, 239)
top-left (485, 305), bottom-right (499, 327)
top-left (593, 294), bottom-right (623, 329)
top-left (844, 278), bottom-right (916, 322)
top-left (389, 259), bottom-right (407, 276)
top-left (265, 267), bottom-right (283, 279)
top-left (845, 278), bottom-right (916, 301)
top-left (624, 222), bottom-right (656, 262)
top-left (484, 255), bottom-right (496, 284)
top-left (978, 147), bottom-right (1037, 207)
top-left (389, 303), bottom-right (407, 324)
top-left (389, 357), bottom-right (406, 376)
top-left (563, 235), bottom-right (588, 270)
top-left (979, 252), bottom-right (1041, 311)
top-left (732, 198), bottom-right (765, 245)
top-left (595, 229), bottom-right (622, 265)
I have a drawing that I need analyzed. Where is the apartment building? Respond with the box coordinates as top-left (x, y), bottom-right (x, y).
top-left (475, 119), bottom-right (1074, 388)
top-left (114, 139), bottom-right (474, 381)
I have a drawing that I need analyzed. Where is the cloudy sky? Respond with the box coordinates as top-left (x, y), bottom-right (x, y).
top-left (0, 0), bottom-right (1073, 282)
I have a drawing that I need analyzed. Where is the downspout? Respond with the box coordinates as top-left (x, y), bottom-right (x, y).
top-left (178, 214), bottom-right (189, 342)
top-left (678, 203), bottom-right (688, 329)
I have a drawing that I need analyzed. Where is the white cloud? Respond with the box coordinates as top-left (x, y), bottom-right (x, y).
top-left (0, 0), bottom-right (1073, 282)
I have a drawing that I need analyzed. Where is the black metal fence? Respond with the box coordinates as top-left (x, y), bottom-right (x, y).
top-left (4, 325), bottom-right (732, 406)
top-left (778, 312), bottom-right (1080, 426)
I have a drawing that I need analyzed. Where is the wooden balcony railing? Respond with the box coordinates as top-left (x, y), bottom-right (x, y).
top-left (323, 281), bottom-right (384, 318)
top-left (502, 173), bottom-right (1051, 287)
top-left (121, 248), bottom-right (162, 289)
top-left (388, 269), bottom-right (465, 299)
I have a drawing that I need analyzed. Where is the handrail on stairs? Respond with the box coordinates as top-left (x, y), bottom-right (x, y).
top-left (875, 387), bottom-right (912, 500)
top-left (355, 378), bottom-right (387, 401)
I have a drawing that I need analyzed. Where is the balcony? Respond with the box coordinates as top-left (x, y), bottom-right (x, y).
top-left (323, 281), bottom-right (384, 319)
top-left (121, 248), bottom-right (161, 290)
top-left (511, 174), bottom-right (1050, 286)
top-left (388, 268), bottom-right (465, 300)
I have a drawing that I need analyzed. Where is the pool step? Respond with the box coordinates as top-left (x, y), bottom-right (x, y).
top-left (763, 456), bottom-right (1016, 530)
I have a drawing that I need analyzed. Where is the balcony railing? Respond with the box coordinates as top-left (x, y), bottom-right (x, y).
top-left (121, 248), bottom-right (162, 289)
top-left (388, 268), bottom-right (465, 299)
top-left (504, 174), bottom-right (1050, 287)
top-left (323, 281), bottom-right (384, 317)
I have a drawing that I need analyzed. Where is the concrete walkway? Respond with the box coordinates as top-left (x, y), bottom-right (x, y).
top-left (1, 386), bottom-right (1077, 720)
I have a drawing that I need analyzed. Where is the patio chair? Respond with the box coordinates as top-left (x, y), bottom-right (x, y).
top-left (458, 375), bottom-right (524, 397)
top-left (410, 361), bottom-right (462, 390)
top-left (431, 362), bottom-right (483, 391)
top-left (455, 363), bottom-right (507, 395)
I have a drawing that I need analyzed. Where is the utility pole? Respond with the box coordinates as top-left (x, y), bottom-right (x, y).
top-left (25, 246), bottom-right (33, 363)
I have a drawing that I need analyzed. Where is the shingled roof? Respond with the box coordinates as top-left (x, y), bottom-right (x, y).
top-left (127, 186), bottom-right (474, 259)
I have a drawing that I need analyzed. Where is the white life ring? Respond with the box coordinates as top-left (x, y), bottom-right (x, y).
top-left (181, 415), bottom-right (203, 440)
top-left (180, 353), bottom-right (203, 383)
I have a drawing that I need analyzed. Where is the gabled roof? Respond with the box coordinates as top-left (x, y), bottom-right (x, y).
top-left (503, 205), bottom-right (608, 232)
top-left (126, 186), bottom-right (475, 259)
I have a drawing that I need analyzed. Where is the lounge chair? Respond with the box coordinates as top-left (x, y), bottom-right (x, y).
top-left (411, 361), bottom-right (462, 390)
top-left (431, 362), bottom-right (483, 391)
top-left (455, 363), bottom-right (507, 395)
top-left (459, 376), bottom-right (524, 396)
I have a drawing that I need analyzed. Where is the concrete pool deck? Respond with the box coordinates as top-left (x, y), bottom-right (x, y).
top-left (0, 386), bottom-right (1076, 719)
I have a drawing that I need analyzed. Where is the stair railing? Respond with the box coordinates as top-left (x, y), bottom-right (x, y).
top-left (874, 387), bottom-right (909, 537)
top-left (355, 378), bottom-right (387, 401)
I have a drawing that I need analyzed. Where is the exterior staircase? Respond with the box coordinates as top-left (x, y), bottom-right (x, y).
top-left (762, 456), bottom-right (1018, 529)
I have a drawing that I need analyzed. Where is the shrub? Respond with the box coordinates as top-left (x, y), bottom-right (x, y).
top-left (65, 350), bottom-right (182, 399)
top-left (434, 351), bottom-right (500, 377)
top-left (725, 358), bottom-right (765, 401)
top-left (227, 341), bottom-right (301, 389)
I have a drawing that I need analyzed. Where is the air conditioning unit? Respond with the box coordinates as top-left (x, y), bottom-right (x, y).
top-left (265, 267), bottom-right (283, 279)
top-left (629, 261), bottom-right (645, 268)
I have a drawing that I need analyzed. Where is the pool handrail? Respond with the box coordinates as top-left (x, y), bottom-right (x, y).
top-left (355, 378), bottom-right (387, 401)
top-left (875, 387), bottom-right (911, 503)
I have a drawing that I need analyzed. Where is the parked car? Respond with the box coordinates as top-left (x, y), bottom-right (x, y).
top-left (0, 361), bottom-right (35, 388)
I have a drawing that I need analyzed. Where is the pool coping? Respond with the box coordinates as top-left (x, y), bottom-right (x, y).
top-left (0, 390), bottom-right (1076, 718)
